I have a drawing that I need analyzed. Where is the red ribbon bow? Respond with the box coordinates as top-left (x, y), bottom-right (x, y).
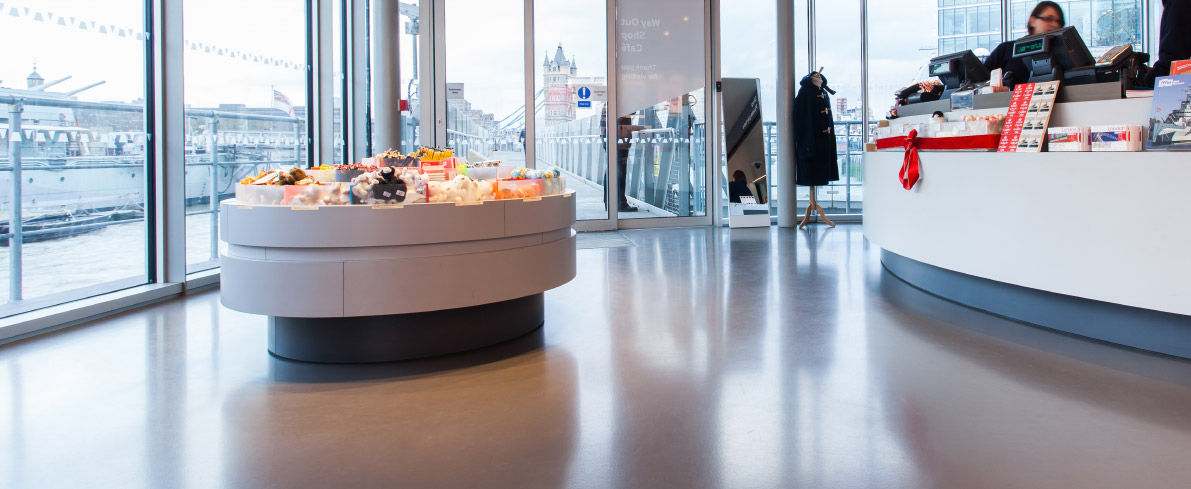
top-left (899, 129), bottom-right (921, 190)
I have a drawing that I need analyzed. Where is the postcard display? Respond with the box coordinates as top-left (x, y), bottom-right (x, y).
top-left (998, 81), bottom-right (1060, 153)
top-left (1147, 74), bottom-right (1191, 151)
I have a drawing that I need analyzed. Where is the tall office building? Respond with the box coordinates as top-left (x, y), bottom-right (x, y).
top-left (938, 0), bottom-right (1143, 57)
top-left (938, 0), bottom-right (1002, 56)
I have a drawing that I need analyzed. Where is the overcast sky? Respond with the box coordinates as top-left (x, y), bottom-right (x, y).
top-left (1, 0), bottom-right (938, 121)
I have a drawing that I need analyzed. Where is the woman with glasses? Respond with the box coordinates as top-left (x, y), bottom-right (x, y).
top-left (983, 1), bottom-right (1065, 88)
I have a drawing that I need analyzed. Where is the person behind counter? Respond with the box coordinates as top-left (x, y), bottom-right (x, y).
top-left (1145, 0), bottom-right (1191, 85)
top-left (984, 1), bottom-right (1065, 88)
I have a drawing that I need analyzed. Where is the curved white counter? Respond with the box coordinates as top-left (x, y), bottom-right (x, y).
top-left (218, 192), bottom-right (577, 362)
top-left (864, 98), bottom-right (1191, 359)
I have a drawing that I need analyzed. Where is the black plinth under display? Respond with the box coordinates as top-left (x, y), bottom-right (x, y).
top-left (268, 293), bottom-right (545, 363)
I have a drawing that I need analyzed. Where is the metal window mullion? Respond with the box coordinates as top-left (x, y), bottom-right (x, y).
top-left (152, 0), bottom-right (185, 285)
top-left (1001, 0), bottom-right (1010, 44)
top-left (432, 0), bottom-right (446, 146)
top-left (603, 0), bottom-right (618, 230)
top-left (706, 0), bottom-right (719, 225)
top-left (858, 0), bottom-right (869, 216)
top-left (143, 0), bottom-right (157, 284)
top-left (524, 0), bottom-right (535, 169)
top-left (349, 0), bottom-right (370, 161)
top-left (808, 0), bottom-right (816, 73)
top-left (339, 0), bottom-right (350, 164)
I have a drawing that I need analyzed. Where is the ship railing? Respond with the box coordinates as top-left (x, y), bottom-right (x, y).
top-left (2, 94), bottom-right (305, 303)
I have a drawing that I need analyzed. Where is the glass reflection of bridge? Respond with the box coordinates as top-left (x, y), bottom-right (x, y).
top-left (534, 115), bottom-right (868, 220)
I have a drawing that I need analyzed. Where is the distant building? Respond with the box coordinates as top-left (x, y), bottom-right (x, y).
top-left (542, 45), bottom-right (577, 127)
top-left (836, 97), bottom-right (848, 116)
top-left (937, 0), bottom-right (1143, 58)
top-left (541, 44), bottom-right (607, 127)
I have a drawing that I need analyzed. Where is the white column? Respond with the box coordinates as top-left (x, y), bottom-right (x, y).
top-left (776, 0), bottom-right (797, 227)
top-left (371, 0), bottom-right (402, 152)
top-left (523, 0), bottom-right (535, 167)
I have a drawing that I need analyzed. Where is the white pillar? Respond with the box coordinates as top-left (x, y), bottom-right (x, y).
top-left (371, 0), bottom-right (402, 152)
top-left (776, 0), bottom-right (797, 227)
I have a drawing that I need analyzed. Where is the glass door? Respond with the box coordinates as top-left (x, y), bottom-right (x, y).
top-left (434, 0), bottom-right (714, 230)
top-left (613, 0), bottom-right (713, 227)
top-left (534, 0), bottom-right (612, 225)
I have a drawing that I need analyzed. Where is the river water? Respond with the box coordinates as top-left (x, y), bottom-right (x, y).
top-left (0, 205), bottom-right (222, 304)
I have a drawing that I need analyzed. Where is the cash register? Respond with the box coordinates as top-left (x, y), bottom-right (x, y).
top-left (1011, 26), bottom-right (1148, 96)
top-left (897, 50), bottom-right (989, 106)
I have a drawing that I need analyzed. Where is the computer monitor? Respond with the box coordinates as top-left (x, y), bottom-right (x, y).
top-left (929, 50), bottom-right (991, 97)
top-left (1011, 26), bottom-right (1096, 83)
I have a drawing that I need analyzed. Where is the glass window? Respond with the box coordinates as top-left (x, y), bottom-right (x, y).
top-left (615, 0), bottom-right (708, 220)
top-left (333, 0), bottom-right (345, 166)
top-left (1011, 0), bottom-right (1029, 37)
top-left (1089, 0), bottom-right (1141, 48)
top-left (721, 0), bottom-right (789, 219)
top-left (534, 0), bottom-right (609, 221)
top-left (813, 0), bottom-right (864, 214)
top-left (446, 0), bottom-right (525, 168)
top-left (183, 0), bottom-right (309, 274)
top-left (1, 0), bottom-right (149, 314)
top-left (398, 0), bottom-right (421, 154)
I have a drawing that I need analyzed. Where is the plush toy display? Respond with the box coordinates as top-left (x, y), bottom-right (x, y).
top-left (350, 168), bottom-right (428, 205)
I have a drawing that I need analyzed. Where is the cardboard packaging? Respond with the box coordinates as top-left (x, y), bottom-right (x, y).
top-left (1171, 59), bottom-right (1191, 76)
top-left (1047, 126), bottom-right (1091, 152)
top-left (1090, 125), bottom-right (1145, 152)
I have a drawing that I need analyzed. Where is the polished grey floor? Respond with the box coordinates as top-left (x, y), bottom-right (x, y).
top-left (3, 225), bottom-right (1190, 489)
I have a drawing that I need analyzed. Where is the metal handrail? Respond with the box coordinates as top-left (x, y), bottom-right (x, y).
top-left (1, 217), bottom-right (142, 240)
top-left (4, 94), bottom-right (306, 303)
top-left (2, 95), bottom-right (303, 123)
top-left (0, 160), bottom-right (303, 171)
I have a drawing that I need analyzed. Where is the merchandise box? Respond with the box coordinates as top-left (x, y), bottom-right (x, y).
top-left (466, 166), bottom-right (514, 180)
top-left (1172, 60), bottom-right (1191, 76)
top-left (351, 183), bottom-right (411, 205)
top-left (497, 179), bottom-right (543, 200)
top-left (1146, 74), bottom-right (1191, 151)
top-left (542, 175), bottom-right (567, 196)
top-left (1091, 125), bottom-right (1145, 152)
top-left (875, 119), bottom-right (1003, 152)
top-left (1047, 126), bottom-right (1090, 152)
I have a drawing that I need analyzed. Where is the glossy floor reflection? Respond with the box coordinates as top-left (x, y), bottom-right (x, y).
top-left (2, 225), bottom-right (1190, 489)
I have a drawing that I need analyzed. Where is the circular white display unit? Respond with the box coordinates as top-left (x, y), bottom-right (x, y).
top-left (219, 192), bottom-right (577, 363)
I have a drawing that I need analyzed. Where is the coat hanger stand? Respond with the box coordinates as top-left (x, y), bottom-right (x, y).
top-left (798, 186), bottom-right (835, 229)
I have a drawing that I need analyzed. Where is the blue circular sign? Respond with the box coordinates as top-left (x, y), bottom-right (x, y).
top-left (577, 87), bottom-right (592, 100)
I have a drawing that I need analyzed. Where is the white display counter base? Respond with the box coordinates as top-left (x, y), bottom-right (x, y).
top-left (864, 151), bottom-right (1191, 359)
top-left (219, 193), bottom-right (577, 363)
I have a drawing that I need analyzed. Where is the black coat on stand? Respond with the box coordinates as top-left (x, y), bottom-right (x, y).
top-left (793, 72), bottom-right (839, 187)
